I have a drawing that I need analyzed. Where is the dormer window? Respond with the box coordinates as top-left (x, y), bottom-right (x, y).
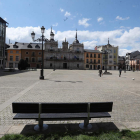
top-left (13, 45), bottom-right (18, 48)
top-left (27, 44), bottom-right (32, 48)
top-left (35, 45), bottom-right (40, 48)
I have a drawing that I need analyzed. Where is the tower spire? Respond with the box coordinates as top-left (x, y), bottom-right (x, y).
top-left (75, 29), bottom-right (77, 40)
top-left (51, 26), bottom-right (52, 33)
top-left (65, 38), bottom-right (66, 42)
top-left (108, 38), bottom-right (109, 44)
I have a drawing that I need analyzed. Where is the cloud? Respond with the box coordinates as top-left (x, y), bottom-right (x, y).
top-left (4, 17), bottom-right (7, 21)
top-left (78, 18), bottom-right (91, 27)
top-left (97, 17), bottom-right (103, 22)
top-left (64, 11), bottom-right (71, 17)
top-left (119, 49), bottom-right (131, 56)
top-left (120, 26), bottom-right (130, 29)
top-left (60, 8), bottom-right (64, 12)
top-left (6, 26), bottom-right (140, 56)
top-left (52, 23), bottom-right (58, 26)
top-left (116, 16), bottom-right (130, 20)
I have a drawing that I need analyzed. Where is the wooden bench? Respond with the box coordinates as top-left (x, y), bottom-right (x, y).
top-left (12, 102), bottom-right (113, 131)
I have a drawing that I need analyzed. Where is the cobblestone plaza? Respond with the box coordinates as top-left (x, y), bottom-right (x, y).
top-left (0, 69), bottom-right (140, 136)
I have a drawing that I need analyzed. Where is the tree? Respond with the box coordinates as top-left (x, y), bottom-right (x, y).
top-left (18, 59), bottom-right (28, 70)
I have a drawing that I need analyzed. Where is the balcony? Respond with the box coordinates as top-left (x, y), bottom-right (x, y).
top-left (75, 50), bottom-right (81, 53)
top-left (45, 58), bottom-right (83, 62)
top-left (48, 49), bottom-right (54, 52)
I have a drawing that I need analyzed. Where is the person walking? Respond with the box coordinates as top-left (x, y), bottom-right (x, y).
top-left (119, 68), bottom-right (122, 77)
top-left (99, 69), bottom-right (102, 77)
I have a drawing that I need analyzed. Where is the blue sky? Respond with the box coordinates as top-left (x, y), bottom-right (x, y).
top-left (1, 0), bottom-right (140, 55)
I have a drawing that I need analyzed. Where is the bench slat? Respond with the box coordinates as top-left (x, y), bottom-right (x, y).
top-left (42, 103), bottom-right (88, 113)
top-left (13, 112), bottom-right (111, 120)
top-left (12, 103), bottom-right (39, 113)
top-left (90, 102), bottom-right (113, 112)
top-left (13, 113), bottom-right (38, 119)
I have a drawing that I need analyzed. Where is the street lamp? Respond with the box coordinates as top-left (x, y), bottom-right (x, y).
top-left (31, 26), bottom-right (48, 80)
top-left (101, 48), bottom-right (111, 74)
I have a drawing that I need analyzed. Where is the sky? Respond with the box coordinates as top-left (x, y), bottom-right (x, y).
top-left (1, 0), bottom-right (140, 56)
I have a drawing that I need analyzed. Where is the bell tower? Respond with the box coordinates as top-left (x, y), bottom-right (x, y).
top-left (62, 38), bottom-right (68, 51)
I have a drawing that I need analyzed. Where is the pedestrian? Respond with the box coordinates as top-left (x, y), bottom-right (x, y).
top-left (119, 68), bottom-right (122, 77)
top-left (99, 69), bottom-right (102, 77)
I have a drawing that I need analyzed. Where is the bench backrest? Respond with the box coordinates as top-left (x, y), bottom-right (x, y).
top-left (12, 102), bottom-right (39, 113)
top-left (41, 103), bottom-right (87, 113)
top-left (12, 102), bottom-right (113, 113)
top-left (90, 102), bottom-right (113, 112)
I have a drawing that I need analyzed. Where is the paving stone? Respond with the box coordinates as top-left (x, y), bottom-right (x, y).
top-left (0, 70), bottom-right (140, 135)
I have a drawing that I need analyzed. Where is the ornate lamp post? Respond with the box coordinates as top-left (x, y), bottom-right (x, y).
top-left (31, 26), bottom-right (48, 80)
top-left (101, 48), bottom-right (111, 74)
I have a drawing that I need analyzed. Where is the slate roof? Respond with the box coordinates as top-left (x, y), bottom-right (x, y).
top-left (84, 49), bottom-right (101, 53)
top-left (0, 17), bottom-right (8, 23)
top-left (7, 42), bottom-right (44, 50)
top-left (133, 54), bottom-right (140, 59)
top-left (118, 56), bottom-right (125, 61)
top-left (130, 51), bottom-right (140, 58)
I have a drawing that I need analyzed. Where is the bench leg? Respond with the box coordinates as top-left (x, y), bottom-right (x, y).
top-left (34, 119), bottom-right (48, 131)
top-left (79, 119), bottom-right (92, 130)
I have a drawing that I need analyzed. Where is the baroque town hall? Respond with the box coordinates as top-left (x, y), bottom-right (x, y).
top-left (44, 28), bottom-right (84, 69)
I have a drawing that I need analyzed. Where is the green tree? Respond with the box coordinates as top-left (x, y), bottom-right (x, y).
top-left (18, 59), bottom-right (28, 70)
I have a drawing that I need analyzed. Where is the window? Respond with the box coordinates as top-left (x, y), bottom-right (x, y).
top-left (16, 51), bottom-right (19, 54)
top-left (110, 50), bottom-right (112, 53)
top-left (77, 48), bottom-right (79, 51)
top-left (109, 60), bottom-right (112, 63)
top-left (137, 60), bottom-right (139, 64)
top-left (114, 50), bottom-right (116, 53)
top-left (50, 63), bottom-right (52, 67)
top-left (98, 60), bottom-right (100, 63)
top-left (9, 63), bottom-right (13, 68)
top-left (32, 52), bottom-right (35, 56)
top-left (16, 56), bottom-right (19, 61)
top-left (114, 61), bottom-right (116, 64)
top-left (35, 45), bottom-right (40, 48)
top-left (90, 59), bottom-right (92, 63)
top-left (38, 57), bottom-right (41, 62)
top-left (86, 53), bottom-right (89, 57)
top-left (27, 44), bottom-right (32, 48)
top-left (109, 55), bottom-right (112, 58)
top-left (94, 54), bottom-right (96, 58)
top-left (86, 64), bottom-right (89, 68)
top-left (15, 63), bottom-right (18, 68)
top-left (114, 56), bottom-right (116, 58)
top-left (86, 59), bottom-right (88, 63)
top-left (77, 64), bottom-right (79, 68)
top-left (38, 52), bottom-right (41, 55)
top-left (25, 58), bottom-right (29, 62)
top-left (26, 52), bottom-right (29, 55)
top-left (94, 59), bottom-right (96, 63)
top-left (90, 54), bottom-right (92, 58)
top-left (98, 54), bottom-right (100, 58)
top-left (10, 51), bottom-right (13, 53)
top-left (32, 58), bottom-right (35, 62)
top-left (10, 56), bottom-right (13, 61)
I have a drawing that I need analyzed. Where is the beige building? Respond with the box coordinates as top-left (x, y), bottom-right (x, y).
top-left (95, 39), bottom-right (118, 70)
